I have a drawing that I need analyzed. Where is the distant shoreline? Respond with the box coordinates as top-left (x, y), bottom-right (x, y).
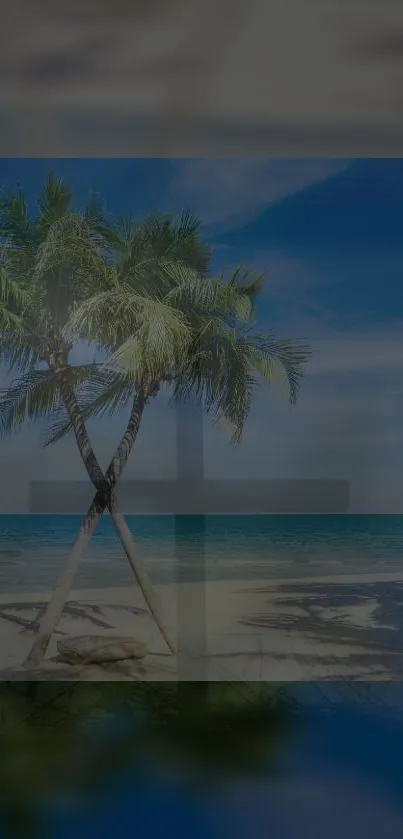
top-left (1, 568), bottom-right (403, 603)
top-left (2, 558), bottom-right (403, 596)
top-left (2, 512), bottom-right (403, 517)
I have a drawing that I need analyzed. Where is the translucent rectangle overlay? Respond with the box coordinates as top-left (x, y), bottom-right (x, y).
top-left (28, 479), bottom-right (349, 514)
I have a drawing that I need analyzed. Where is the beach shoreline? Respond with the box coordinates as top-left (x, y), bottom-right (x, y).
top-left (1, 570), bottom-right (403, 682)
top-left (1, 567), bottom-right (403, 603)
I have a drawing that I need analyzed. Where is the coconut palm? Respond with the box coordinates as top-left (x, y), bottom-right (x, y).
top-left (21, 232), bottom-right (310, 667)
top-left (0, 180), bottom-right (212, 662)
top-left (0, 182), bottom-right (311, 667)
top-left (17, 217), bottom-right (275, 667)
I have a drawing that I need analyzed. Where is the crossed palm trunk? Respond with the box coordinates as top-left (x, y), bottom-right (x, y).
top-left (25, 365), bottom-right (176, 668)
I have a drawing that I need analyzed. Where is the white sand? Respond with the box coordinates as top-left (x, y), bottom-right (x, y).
top-left (1, 570), bottom-right (403, 682)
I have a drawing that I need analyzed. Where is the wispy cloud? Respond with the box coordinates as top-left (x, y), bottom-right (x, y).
top-left (168, 158), bottom-right (349, 231)
top-left (253, 251), bottom-right (318, 296)
top-left (308, 324), bottom-right (403, 375)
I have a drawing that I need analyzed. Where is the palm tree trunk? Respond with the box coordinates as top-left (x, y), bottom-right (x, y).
top-left (109, 499), bottom-right (175, 655)
top-left (25, 383), bottom-right (175, 668)
top-left (57, 371), bottom-right (109, 496)
top-left (24, 493), bottom-right (105, 667)
top-left (105, 388), bottom-right (175, 653)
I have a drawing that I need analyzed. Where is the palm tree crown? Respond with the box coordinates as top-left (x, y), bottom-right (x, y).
top-left (0, 174), bottom-right (117, 438)
top-left (66, 233), bottom-right (310, 444)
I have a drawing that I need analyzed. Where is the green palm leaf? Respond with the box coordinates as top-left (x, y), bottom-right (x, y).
top-left (0, 363), bottom-right (123, 443)
top-left (112, 299), bottom-right (191, 382)
top-left (83, 193), bottom-right (122, 250)
top-left (253, 333), bottom-right (311, 403)
top-left (118, 210), bottom-right (211, 277)
top-left (164, 263), bottom-right (260, 323)
top-left (0, 187), bottom-right (34, 247)
top-left (36, 172), bottom-right (73, 235)
top-left (44, 369), bottom-right (135, 447)
top-left (0, 370), bottom-right (62, 434)
top-left (0, 328), bottom-right (47, 374)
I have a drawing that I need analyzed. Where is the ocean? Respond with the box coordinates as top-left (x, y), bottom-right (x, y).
top-left (1, 513), bottom-right (403, 594)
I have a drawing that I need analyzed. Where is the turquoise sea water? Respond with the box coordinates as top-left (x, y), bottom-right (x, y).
top-left (1, 514), bottom-right (403, 593)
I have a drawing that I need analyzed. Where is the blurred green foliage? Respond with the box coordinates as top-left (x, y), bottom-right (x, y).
top-left (0, 680), bottom-right (297, 838)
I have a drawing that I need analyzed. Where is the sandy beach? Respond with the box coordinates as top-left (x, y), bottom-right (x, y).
top-left (2, 569), bottom-right (403, 682)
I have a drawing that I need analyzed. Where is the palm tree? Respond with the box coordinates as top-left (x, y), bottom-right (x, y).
top-left (21, 232), bottom-right (310, 668)
top-left (0, 183), bottom-right (311, 668)
top-left (21, 214), bottom-right (265, 667)
top-left (69, 255), bottom-right (310, 450)
top-left (0, 181), bottom-right (211, 662)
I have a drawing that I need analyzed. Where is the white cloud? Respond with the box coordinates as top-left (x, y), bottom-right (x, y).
top-left (168, 158), bottom-right (348, 231)
top-left (309, 328), bottom-right (403, 376)
top-left (254, 251), bottom-right (319, 297)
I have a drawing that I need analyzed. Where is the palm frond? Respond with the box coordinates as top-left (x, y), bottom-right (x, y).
top-left (225, 265), bottom-right (266, 319)
top-left (0, 187), bottom-right (34, 247)
top-left (170, 321), bottom-right (253, 443)
top-left (171, 321), bottom-right (311, 444)
top-left (112, 299), bottom-right (192, 382)
top-left (67, 285), bottom-right (155, 348)
top-left (36, 172), bottom-right (73, 235)
top-left (112, 215), bottom-right (136, 253)
top-left (169, 209), bottom-right (211, 275)
top-left (0, 268), bottom-right (29, 332)
top-left (33, 212), bottom-right (110, 328)
top-left (0, 329), bottom-right (46, 374)
top-left (34, 213), bottom-right (104, 281)
top-left (83, 193), bottom-right (122, 250)
top-left (116, 210), bottom-right (211, 284)
top-left (163, 263), bottom-right (259, 323)
top-left (43, 416), bottom-right (73, 447)
top-left (0, 370), bottom-right (62, 436)
top-left (252, 334), bottom-right (311, 403)
top-left (44, 368), bottom-right (134, 447)
top-left (0, 268), bottom-right (29, 306)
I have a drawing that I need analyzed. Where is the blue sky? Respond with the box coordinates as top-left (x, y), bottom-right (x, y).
top-left (0, 157), bottom-right (402, 512)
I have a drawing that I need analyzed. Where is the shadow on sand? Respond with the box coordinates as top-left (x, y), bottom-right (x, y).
top-left (241, 580), bottom-right (403, 678)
